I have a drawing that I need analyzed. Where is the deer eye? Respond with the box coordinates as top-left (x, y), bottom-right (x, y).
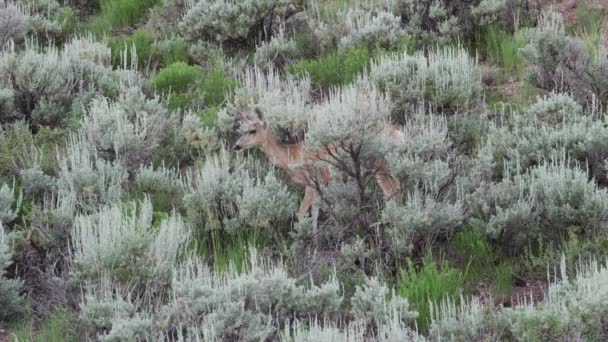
top-left (248, 130), bottom-right (257, 135)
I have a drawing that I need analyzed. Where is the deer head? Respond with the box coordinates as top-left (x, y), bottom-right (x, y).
top-left (233, 108), bottom-right (270, 151)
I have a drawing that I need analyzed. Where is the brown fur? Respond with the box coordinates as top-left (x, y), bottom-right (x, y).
top-left (234, 110), bottom-right (401, 223)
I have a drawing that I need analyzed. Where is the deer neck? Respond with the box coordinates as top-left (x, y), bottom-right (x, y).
top-left (260, 135), bottom-right (300, 171)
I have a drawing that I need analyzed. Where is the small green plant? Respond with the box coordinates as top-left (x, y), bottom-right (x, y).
top-left (397, 256), bottom-right (465, 332)
top-left (452, 227), bottom-right (495, 283)
top-left (87, 0), bottom-right (162, 35)
top-left (492, 261), bottom-right (513, 300)
top-left (287, 46), bottom-right (370, 90)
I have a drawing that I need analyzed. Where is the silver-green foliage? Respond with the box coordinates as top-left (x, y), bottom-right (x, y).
top-left (429, 256), bottom-right (608, 341)
top-left (82, 88), bottom-right (176, 173)
top-left (57, 135), bottom-right (126, 213)
top-left (0, 222), bottom-right (24, 320)
top-left (161, 252), bottom-right (342, 341)
top-left (336, 7), bottom-right (406, 51)
top-left (0, 1), bottom-right (28, 46)
top-left (351, 276), bottom-right (418, 326)
top-left (389, 0), bottom-right (506, 44)
top-left (468, 157), bottom-right (608, 251)
top-left (70, 198), bottom-right (190, 292)
top-left (0, 180), bottom-right (22, 224)
top-left (184, 149), bottom-right (296, 235)
top-left (179, 0), bottom-right (278, 43)
top-left (371, 46), bottom-right (481, 111)
top-left (0, 38), bottom-right (145, 127)
top-left (383, 191), bottom-right (463, 256)
top-left (481, 93), bottom-right (608, 180)
top-left (254, 29), bottom-right (300, 69)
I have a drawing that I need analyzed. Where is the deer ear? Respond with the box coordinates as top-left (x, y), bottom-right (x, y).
top-left (255, 108), bottom-right (267, 128)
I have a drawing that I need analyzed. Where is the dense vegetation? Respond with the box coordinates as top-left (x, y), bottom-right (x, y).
top-left (1, 0), bottom-right (608, 340)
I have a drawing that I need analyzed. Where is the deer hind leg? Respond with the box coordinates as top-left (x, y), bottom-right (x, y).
top-left (375, 171), bottom-right (401, 202)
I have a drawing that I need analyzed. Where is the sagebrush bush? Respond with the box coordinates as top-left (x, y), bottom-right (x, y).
top-left (0, 39), bottom-right (130, 128)
top-left (371, 46), bottom-right (481, 112)
top-left (468, 157), bottom-right (608, 253)
top-left (70, 198), bottom-right (190, 294)
top-left (254, 29), bottom-right (300, 69)
top-left (520, 10), bottom-right (608, 108)
top-left (351, 276), bottom-right (417, 326)
top-left (336, 7), bottom-right (406, 51)
top-left (1, 0), bottom-right (76, 44)
top-left (160, 252), bottom-right (342, 340)
top-left (0, 121), bottom-right (34, 176)
top-left (0, 222), bottom-right (24, 320)
top-left (383, 192), bottom-right (463, 256)
top-left (429, 256), bottom-right (608, 341)
top-left (81, 88), bottom-right (176, 173)
top-left (179, 0), bottom-right (278, 45)
top-left (57, 135), bottom-right (126, 213)
top-left (0, 1), bottom-right (29, 46)
top-left (389, 0), bottom-right (508, 44)
top-left (481, 93), bottom-right (608, 182)
top-left (184, 149), bottom-right (296, 238)
top-left (0, 180), bottom-right (22, 225)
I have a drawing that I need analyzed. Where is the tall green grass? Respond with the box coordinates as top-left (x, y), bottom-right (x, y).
top-left (396, 257), bottom-right (465, 332)
top-left (479, 26), bottom-right (525, 78)
top-left (87, 0), bottom-right (161, 35)
top-left (10, 308), bottom-right (80, 342)
top-left (572, 4), bottom-right (606, 65)
top-left (108, 31), bottom-right (188, 69)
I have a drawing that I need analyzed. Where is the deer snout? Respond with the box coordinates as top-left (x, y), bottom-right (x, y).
top-left (233, 144), bottom-right (243, 151)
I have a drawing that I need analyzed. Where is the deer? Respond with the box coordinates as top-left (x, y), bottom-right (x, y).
top-left (233, 108), bottom-right (402, 227)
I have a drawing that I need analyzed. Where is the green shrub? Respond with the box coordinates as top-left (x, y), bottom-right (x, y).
top-left (397, 257), bottom-right (465, 332)
top-left (153, 62), bottom-right (235, 110)
top-left (287, 46), bottom-right (370, 90)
